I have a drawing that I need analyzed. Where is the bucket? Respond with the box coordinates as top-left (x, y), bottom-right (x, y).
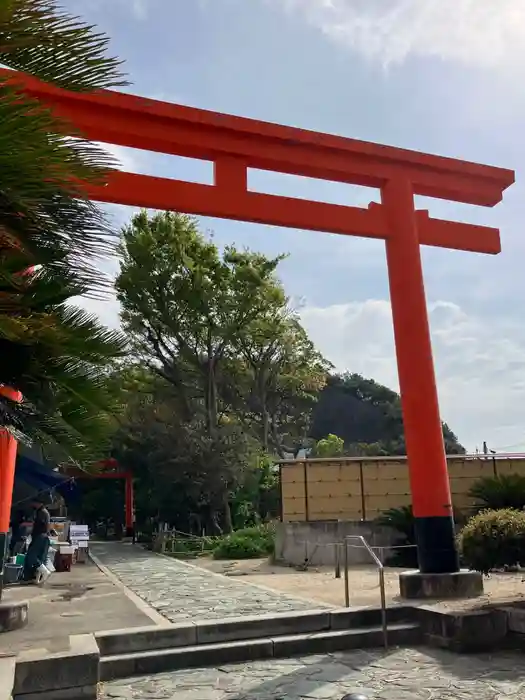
top-left (4, 564), bottom-right (22, 584)
top-left (15, 553), bottom-right (25, 566)
top-left (45, 556), bottom-right (55, 574)
top-left (36, 563), bottom-right (51, 585)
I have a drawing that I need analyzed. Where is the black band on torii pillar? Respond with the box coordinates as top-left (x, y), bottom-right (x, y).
top-left (414, 515), bottom-right (460, 574)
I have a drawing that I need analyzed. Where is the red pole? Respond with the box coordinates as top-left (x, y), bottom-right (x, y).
top-left (382, 178), bottom-right (459, 574)
top-left (0, 386), bottom-right (21, 531)
top-left (0, 386), bottom-right (22, 595)
top-left (124, 474), bottom-right (134, 534)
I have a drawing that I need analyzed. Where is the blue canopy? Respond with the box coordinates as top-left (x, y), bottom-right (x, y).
top-left (12, 445), bottom-right (78, 508)
top-left (16, 454), bottom-right (68, 491)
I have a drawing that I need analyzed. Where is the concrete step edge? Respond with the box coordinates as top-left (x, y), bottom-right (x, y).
top-left (96, 605), bottom-right (416, 656)
top-left (99, 622), bottom-right (421, 681)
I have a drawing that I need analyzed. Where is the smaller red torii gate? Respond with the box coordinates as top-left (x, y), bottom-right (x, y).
top-left (63, 459), bottom-right (134, 534)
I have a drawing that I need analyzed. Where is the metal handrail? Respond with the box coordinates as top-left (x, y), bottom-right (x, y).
top-left (343, 535), bottom-right (388, 649)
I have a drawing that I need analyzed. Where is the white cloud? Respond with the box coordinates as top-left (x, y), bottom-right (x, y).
top-left (300, 299), bottom-right (525, 451)
top-left (277, 0), bottom-right (525, 69)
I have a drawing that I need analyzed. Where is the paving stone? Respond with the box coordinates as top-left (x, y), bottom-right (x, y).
top-left (91, 543), bottom-right (325, 624)
top-left (100, 646), bottom-right (525, 699)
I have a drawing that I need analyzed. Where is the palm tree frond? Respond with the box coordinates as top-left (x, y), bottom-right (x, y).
top-left (0, 0), bottom-right (127, 90)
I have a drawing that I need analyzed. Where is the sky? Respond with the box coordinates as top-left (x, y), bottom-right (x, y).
top-left (63, 0), bottom-right (525, 452)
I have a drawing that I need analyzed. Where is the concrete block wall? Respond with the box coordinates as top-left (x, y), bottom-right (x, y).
top-left (274, 520), bottom-right (397, 567)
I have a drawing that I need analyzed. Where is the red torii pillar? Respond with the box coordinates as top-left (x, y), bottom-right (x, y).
top-left (0, 70), bottom-right (514, 577)
top-left (0, 386), bottom-right (22, 590)
top-left (124, 473), bottom-right (134, 536)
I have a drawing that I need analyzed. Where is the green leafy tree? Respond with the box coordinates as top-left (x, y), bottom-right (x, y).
top-left (116, 211), bottom-right (289, 526)
top-left (238, 314), bottom-right (330, 456)
top-left (312, 433), bottom-right (344, 458)
top-left (116, 212), bottom-right (286, 432)
top-left (230, 455), bottom-right (280, 528)
top-left (109, 366), bottom-right (262, 534)
top-left (310, 373), bottom-right (465, 456)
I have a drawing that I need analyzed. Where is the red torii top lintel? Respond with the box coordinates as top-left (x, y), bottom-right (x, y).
top-left (3, 69), bottom-right (515, 575)
top-left (3, 69), bottom-right (514, 255)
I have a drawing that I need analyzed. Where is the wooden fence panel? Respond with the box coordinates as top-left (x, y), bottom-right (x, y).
top-left (280, 455), bottom-right (525, 522)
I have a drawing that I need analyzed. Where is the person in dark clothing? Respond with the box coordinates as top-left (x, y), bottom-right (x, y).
top-left (22, 498), bottom-right (51, 581)
top-left (31, 499), bottom-right (50, 538)
top-left (9, 511), bottom-right (28, 557)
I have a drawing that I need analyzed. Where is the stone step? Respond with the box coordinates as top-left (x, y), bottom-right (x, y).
top-left (100, 622), bottom-right (421, 680)
top-left (96, 605), bottom-right (414, 656)
top-left (0, 654), bottom-right (16, 700)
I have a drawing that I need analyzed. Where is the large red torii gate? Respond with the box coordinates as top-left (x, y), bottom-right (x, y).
top-left (0, 70), bottom-right (514, 576)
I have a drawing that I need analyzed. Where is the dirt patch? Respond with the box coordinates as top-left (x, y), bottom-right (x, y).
top-left (193, 556), bottom-right (525, 612)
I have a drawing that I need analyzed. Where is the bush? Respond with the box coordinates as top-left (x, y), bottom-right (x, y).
top-left (234, 525), bottom-right (274, 552)
top-left (459, 508), bottom-right (525, 573)
top-left (469, 474), bottom-right (525, 511)
top-left (213, 535), bottom-right (264, 559)
top-left (213, 524), bottom-right (274, 560)
top-left (312, 434), bottom-right (344, 458)
top-left (377, 506), bottom-right (415, 541)
top-left (376, 506), bottom-right (418, 568)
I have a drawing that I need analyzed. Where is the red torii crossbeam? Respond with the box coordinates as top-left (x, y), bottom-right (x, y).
top-left (1, 70), bottom-right (514, 574)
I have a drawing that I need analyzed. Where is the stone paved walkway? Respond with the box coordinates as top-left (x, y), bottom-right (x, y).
top-left (90, 542), bottom-right (328, 623)
top-left (101, 646), bottom-right (525, 699)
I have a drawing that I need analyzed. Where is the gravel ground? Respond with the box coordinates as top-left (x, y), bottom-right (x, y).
top-left (195, 556), bottom-right (525, 612)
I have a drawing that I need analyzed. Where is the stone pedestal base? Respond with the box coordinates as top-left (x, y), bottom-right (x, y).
top-left (399, 569), bottom-right (483, 600)
top-left (0, 599), bottom-right (28, 632)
